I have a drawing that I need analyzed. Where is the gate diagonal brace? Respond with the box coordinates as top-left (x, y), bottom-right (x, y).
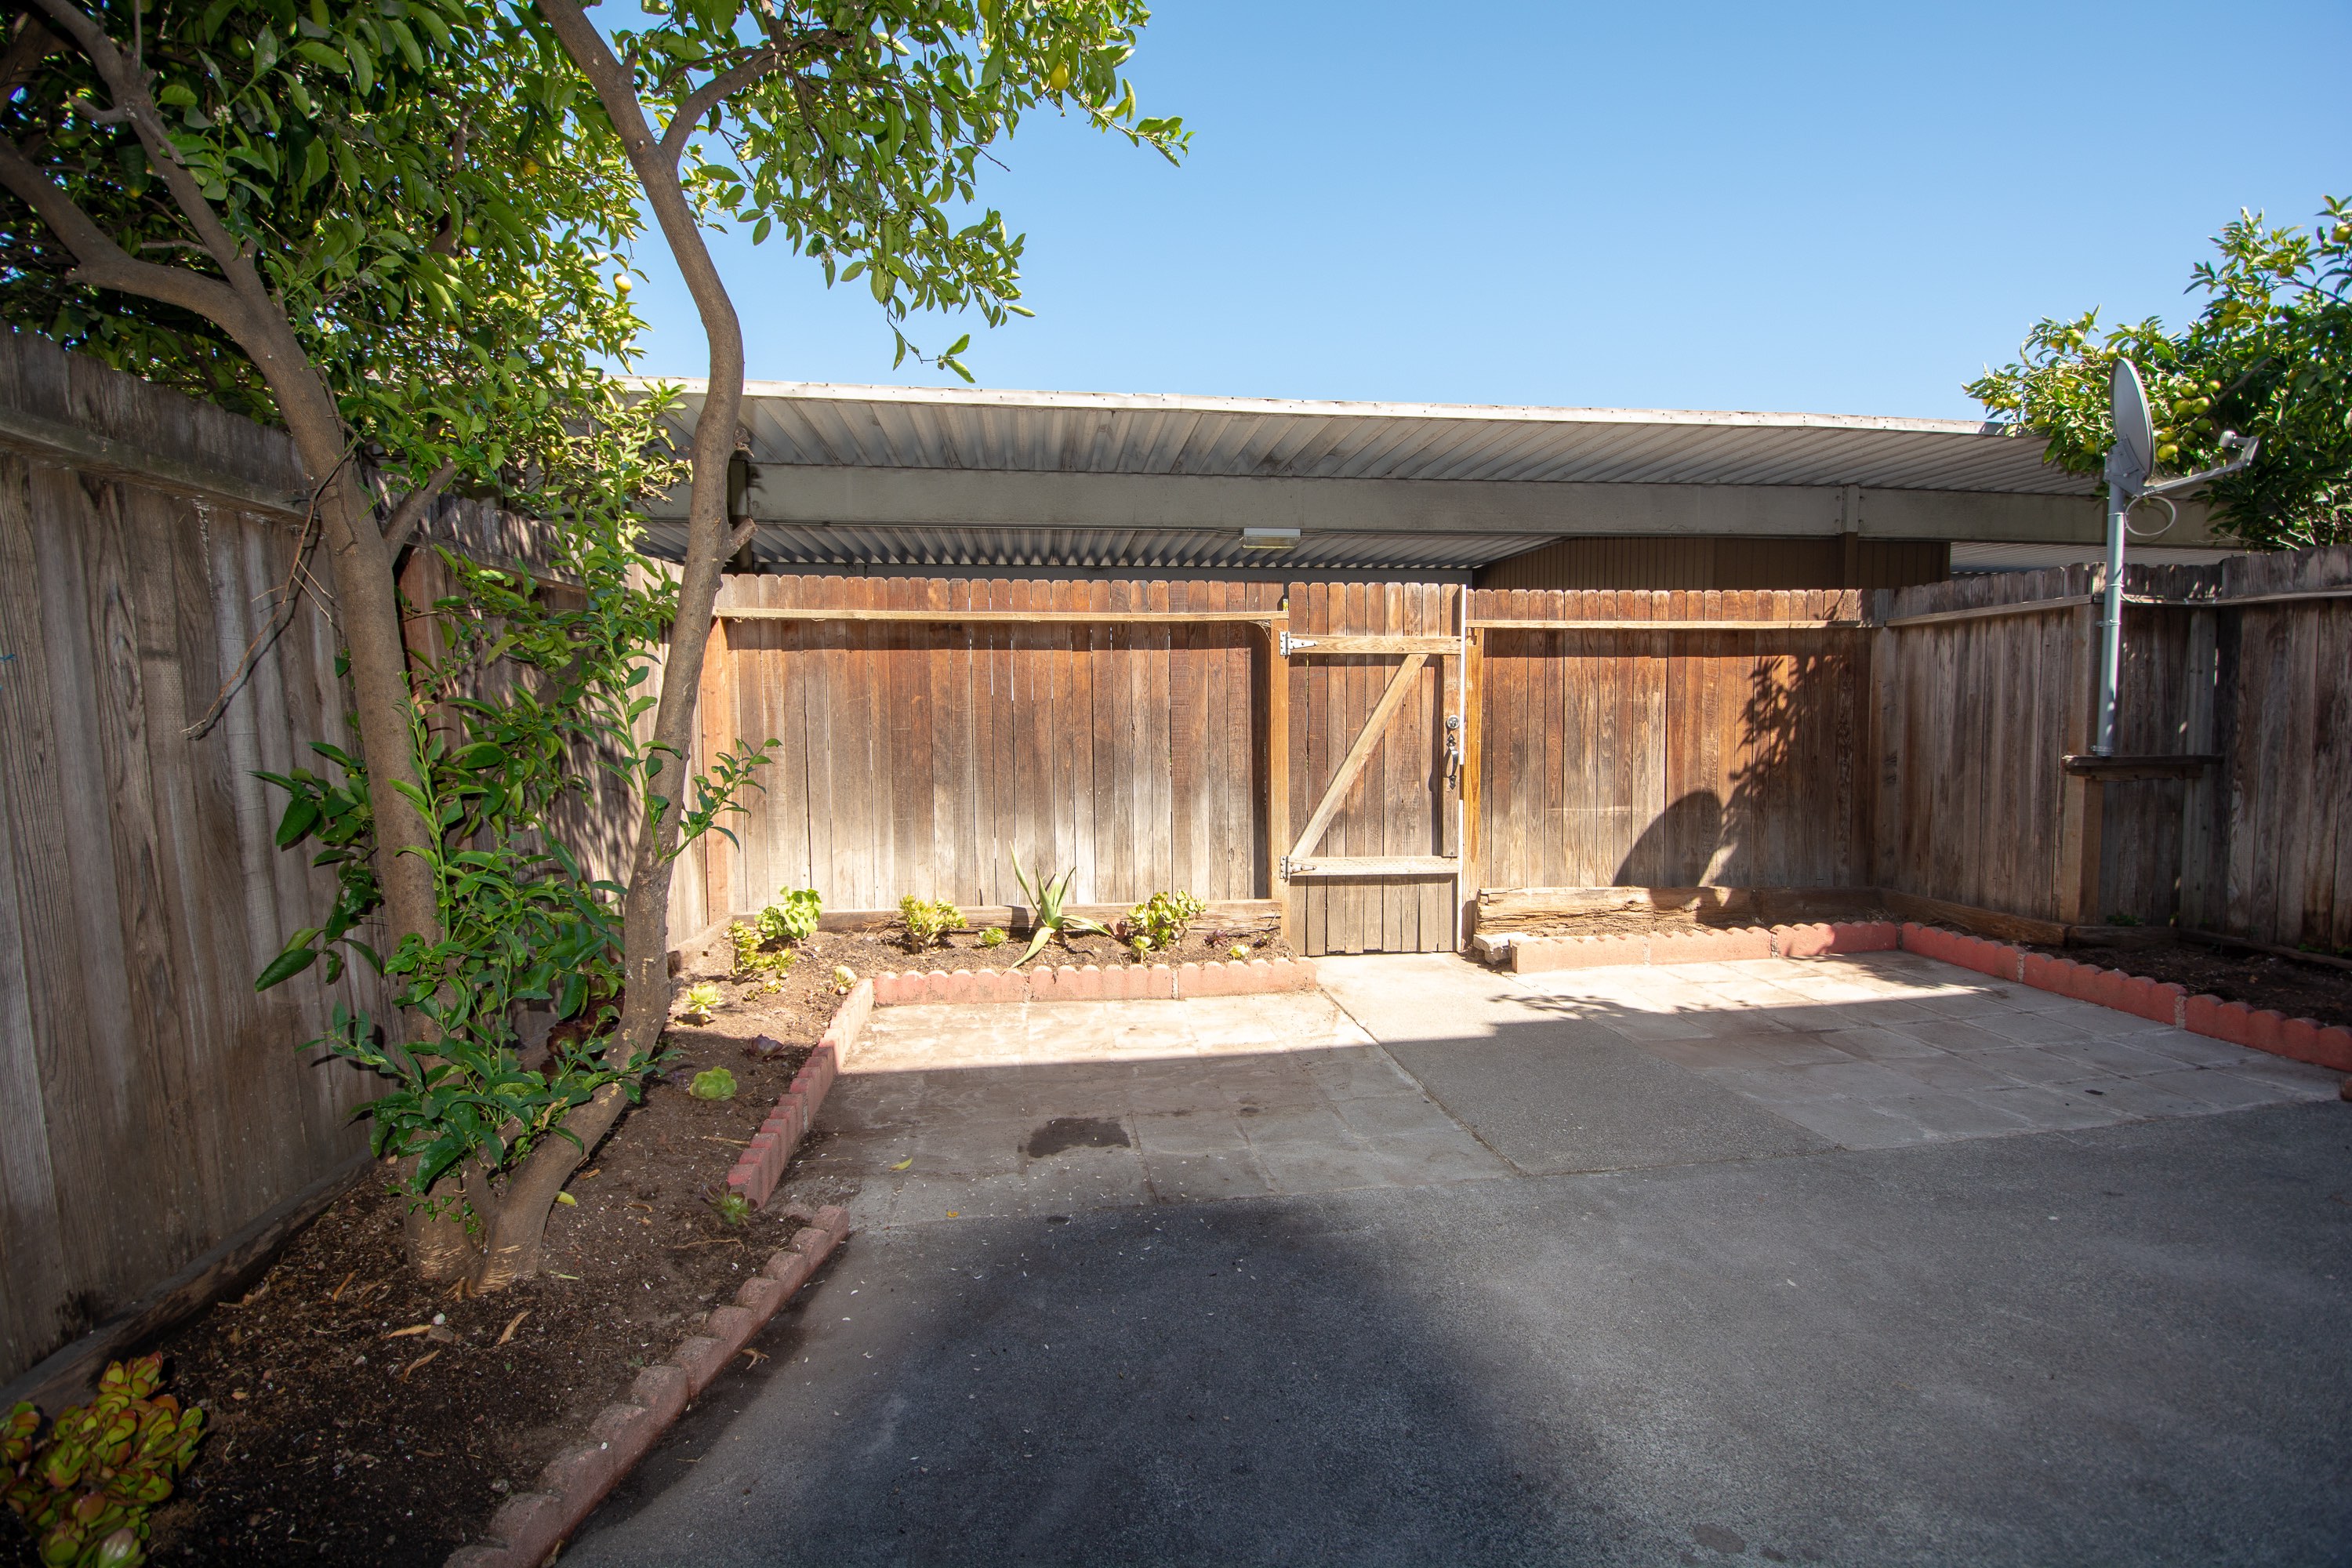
top-left (1287, 652), bottom-right (1430, 866)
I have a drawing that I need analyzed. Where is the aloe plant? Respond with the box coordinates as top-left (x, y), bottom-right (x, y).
top-left (1008, 864), bottom-right (1112, 968)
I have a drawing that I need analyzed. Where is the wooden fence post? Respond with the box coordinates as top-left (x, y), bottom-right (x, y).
top-left (1262, 615), bottom-right (1292, 948)
top-left (2054, 600), bottom-right (2103, 925)
top-left (1459, 625), bottom-right (1485, 946)
top-left (2176, 607), bottom-right (2220, 929)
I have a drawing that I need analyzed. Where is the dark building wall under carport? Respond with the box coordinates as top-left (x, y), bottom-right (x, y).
top-left (1476, 534), bottom-right (1949, 591)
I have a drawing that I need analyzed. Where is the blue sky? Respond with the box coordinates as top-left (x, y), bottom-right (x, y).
top-left (620, 0), bottom-right (2351, 421)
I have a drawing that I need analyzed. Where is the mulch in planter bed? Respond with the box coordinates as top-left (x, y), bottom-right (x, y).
top-left (2020, 934), bottom-right (2352, 1033)
top-left (4, 974), bottom-right (861, 1568)
top-left (807, 921), bottom-right (1294, 978)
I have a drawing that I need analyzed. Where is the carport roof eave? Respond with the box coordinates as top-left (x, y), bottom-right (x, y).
top-left (636, 375), bottom-right (1994, 434)
top-left (624, 377), bottom-right (2096, 496)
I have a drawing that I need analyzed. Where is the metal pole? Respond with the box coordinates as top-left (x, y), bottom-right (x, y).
top-left (2093, 479), bottom-right (2127, 756)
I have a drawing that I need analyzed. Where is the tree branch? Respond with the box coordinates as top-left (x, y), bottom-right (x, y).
top-left (26, 0), bottom-right (277, 315)
top-left (0, 134), bottom-right (245, 321)
top-left (379, 459), bottom-right (461, 556)
top-left (659, 53), bottom-right (782, 166)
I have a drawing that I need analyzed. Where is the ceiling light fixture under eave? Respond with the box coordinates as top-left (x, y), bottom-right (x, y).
top-left (1240, 528), bottom-right (1301, 551)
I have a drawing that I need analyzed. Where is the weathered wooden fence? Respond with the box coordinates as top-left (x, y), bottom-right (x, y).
top-left (0, 332), bottom-right (394, 1390)
top-left (1466, 589), bottom-right (1869, 893)
top-left (1873, 545), bottom-right (2352, 948)
top-left (690, 564), bottom-right (2349, 957)
top-left (698, 575), bottom-right (1283, 925)
top-left (0, 332), bottom-right (673, 1395)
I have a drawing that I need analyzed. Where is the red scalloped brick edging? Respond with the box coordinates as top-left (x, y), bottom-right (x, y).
top-left (444, 1207), bottom-right (851, 1568)
top-left (868, 956), bottom-right (1319, 1007)
top-left (722, 978), bottom-right (873, 1210)
top-left (1893, 922), bottom-right (2350, 1074)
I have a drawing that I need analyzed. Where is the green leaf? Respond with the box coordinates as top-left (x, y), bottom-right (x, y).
top-left (256, 943), bottom-right (321, 991)
top-left (274, 798), bottom-right (321, 848)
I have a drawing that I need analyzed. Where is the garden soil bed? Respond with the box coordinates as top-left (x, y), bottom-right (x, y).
top-left (2023, 934), bottom-right (2352, 1033)
top-left (21, 957), bottom-right (868, 1568)
top-left (815, 920), bottom-right (1294, 977)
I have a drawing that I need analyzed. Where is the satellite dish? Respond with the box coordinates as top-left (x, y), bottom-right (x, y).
top-left (2104, 359), bottom-right (2155, 496)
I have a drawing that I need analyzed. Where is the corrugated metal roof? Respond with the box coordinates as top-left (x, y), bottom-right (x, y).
top-left (643, 521), bottom-right (1541, 572)
top-left (628, 379), bottom-right (2091, 495)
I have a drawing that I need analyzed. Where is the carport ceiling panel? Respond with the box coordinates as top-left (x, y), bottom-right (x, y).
top-left (665, 383), bottom-right (2096, 494)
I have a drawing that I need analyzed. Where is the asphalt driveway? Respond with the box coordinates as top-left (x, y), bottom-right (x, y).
top-left (567, 954), bottom-right (2352, 1566)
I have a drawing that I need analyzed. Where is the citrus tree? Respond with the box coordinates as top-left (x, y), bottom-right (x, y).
top-left (0, 0), bottom-right (648, 979)
top-left (0, 0), bottom-right (767, 1283)
top-left (1969, 196), bottom-right (2352, 550)
top-left (491, 0), bottom-right (1189, 1256)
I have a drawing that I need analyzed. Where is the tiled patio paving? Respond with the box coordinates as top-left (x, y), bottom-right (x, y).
top-left (805, 950), bottom-right (2342, 1230)
top-left (1496, 950), bottom-right (2336, 1149)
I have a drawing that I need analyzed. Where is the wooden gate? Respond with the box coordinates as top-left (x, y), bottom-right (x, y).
top-left (1274, 583), bottom-right (1466, 956)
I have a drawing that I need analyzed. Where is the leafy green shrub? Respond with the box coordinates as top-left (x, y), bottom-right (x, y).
top-left (1007, 864), bottom-right (1110, 967)
top-left (1123, 891), bottom-right (1206, 954)
top-left (729, 887), bottom-right (821, 992)
top-left (3, 1354), bottom-right (202, 1568)
top-left (898, 895), bottom-right (964, 952)
top-left (728, 924), bottom-right (795, 991)
top-left (257, 488), bottom-right (769, 1251)
top-left (760, 888), bottom-right (822, 945)
top-left (978, 926), bottom-right (1007, 949)
top-left (688, 1067), bottom-right (738, 1101)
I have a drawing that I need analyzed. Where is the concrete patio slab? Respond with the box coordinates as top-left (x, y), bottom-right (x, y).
top-left (564, 948), bottom-right (2352, 1568)
top-left (1320, 951), bottom-right (2342, 1157)
top-left (800, 990), bottom-right (1515, 1229)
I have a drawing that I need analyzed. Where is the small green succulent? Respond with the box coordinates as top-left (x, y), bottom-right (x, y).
top-left (898, 895), bottom-right (963, 952)
top-left (688, 1067), bottom-right (738, 1101)
top-left (1124, 891), bottom-right (1206, 953)
top-left (2, 1354), bottom-right (203, 1568)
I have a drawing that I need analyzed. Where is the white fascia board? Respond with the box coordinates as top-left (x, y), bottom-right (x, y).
top-left (649, 463), bottom-right (2200, 545)
top-left (629, 375), bottom-right (1998, 437)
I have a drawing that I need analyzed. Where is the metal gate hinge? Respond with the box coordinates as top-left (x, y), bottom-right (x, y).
top-left (1279, 631), bottom-right (1318, 656)
top-left (1278, 855), bottom-right (1294, 881)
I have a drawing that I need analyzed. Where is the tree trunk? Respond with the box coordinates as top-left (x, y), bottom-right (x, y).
top-left (469, 1083), bottom-right (630, 1290)
top-left (487, 0), bottom-right (756, 1290)
top-left (403, 1169), bottom-right (480, 1281)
